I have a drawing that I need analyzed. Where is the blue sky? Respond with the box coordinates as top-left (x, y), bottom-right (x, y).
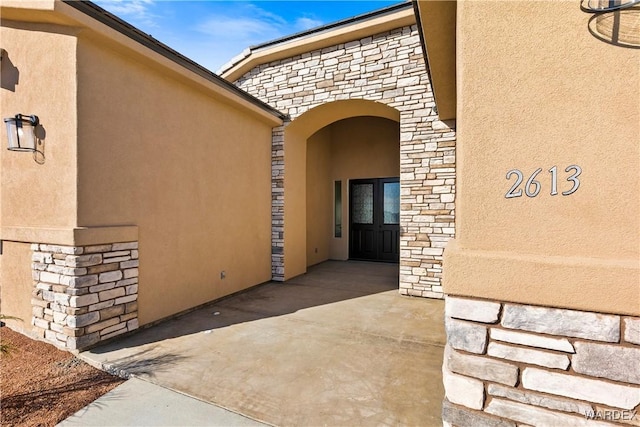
top-left (93, 0), bottom-right (404, 73)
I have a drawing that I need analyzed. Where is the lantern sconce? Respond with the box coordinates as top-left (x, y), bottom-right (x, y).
top-left (4, 114), bottom-right (40, 152)
top-left (580, 0), bottom-right (640, 13)
top-left (580, 0), bottom-right (640, 48)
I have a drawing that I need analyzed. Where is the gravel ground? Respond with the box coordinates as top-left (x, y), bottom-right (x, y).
top-left (0, 326), bottom-right (124, 427)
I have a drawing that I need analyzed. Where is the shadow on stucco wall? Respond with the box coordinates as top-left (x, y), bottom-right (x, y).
top-left (33, 124), bottom-right (46, 164)
top-left (1, 50), bottom-right (19, 92)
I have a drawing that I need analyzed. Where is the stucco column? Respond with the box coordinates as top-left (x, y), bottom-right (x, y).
top-left (441, 1), bottom-right (640, 424)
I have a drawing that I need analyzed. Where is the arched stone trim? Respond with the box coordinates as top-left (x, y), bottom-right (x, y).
top-left (233, 25), bottom-right (455, 298)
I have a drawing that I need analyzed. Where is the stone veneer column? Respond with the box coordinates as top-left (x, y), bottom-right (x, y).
top-left (399, 116), bottom-right (455, 298)
top-left (442, 295), bottom-right (640, 426)
top-left (271, 125), bottom-right (286, 281)
top-left (31, 242), bottom-right (139, 350)
top-left (235, 25), bottom-right (455, 297)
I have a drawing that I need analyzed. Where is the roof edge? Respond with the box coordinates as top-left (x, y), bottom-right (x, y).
top-left (253, 2), bottom-right (411, 51)
top-left (62, 0), bottom-right (288, 121)
top-left (220, 2), bottom-right (416, 80)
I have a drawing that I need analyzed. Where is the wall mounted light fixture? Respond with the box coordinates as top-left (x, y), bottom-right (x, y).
top-left (581, 0), bottom-right (640, 13)
top-left (581, 0), bottom-right (640, 48)
top-left (4, 114), bottom-right (39, 152)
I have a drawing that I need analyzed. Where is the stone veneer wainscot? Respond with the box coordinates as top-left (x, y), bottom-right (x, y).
top-left (233, 25), bottom-right (456, 297)
top-left (442, 296), bottom-right (640, 426)
top-left (31, 242), bottom-right (139, 350)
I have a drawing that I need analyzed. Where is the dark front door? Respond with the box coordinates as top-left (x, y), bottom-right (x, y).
top-left (349, 178), bottom-right (400, 262)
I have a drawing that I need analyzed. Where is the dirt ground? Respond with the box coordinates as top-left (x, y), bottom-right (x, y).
top-left (0, 326), bottom-right (124, 427)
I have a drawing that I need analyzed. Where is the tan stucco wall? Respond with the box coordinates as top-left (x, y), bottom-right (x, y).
top-left (0, 242), bottom-right (33, 333)
top-left (0, 22), bottom-right (78, 231)
top-left (283, 126), bottom-right (308, 279)
top-left (306, 127), bottom-right (332, 266)
top-left (305, 116), bottom-right (400, 267)
top-left (415, 0), bottom-right (456, 120)
top-left (330, 117), bottom-right (400, 261)
top-left (74, 35), bottom-right (275, 325)
top-left (0, 23), bottom-right (78, 332)
top-left (444, 1), bottom-right (639, 315)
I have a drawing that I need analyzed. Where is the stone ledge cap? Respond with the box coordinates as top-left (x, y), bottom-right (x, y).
top-left (1, 225), bottom-right (138, 246)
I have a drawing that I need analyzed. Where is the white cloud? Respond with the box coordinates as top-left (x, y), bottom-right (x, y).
top-left (197, 17), bottom-right (278, 39)
top-left (95, 0), bottom-right (159, 27)
top-left (294, 17), bottom-right (324, 31)
top-left (199, 4), bottom-right (324, 43)
top-left (189, 3), bottom-right (326, 71)
top-left (196, 3), bottom-right (290, 42)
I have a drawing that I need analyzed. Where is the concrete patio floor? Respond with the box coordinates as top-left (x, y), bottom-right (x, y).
top-left (79, 261), bottom-right (446, 426)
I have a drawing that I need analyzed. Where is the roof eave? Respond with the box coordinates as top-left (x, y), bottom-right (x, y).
top-left (59, 0), bottom-right (288, 122)
top-left (220, 3), bottom-right (416, 82)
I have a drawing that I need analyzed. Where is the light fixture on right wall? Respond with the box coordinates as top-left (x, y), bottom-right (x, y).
top-left (581, 0), bottom-right (640, 12)
top-left (581, 0), bottom-right (640, 48)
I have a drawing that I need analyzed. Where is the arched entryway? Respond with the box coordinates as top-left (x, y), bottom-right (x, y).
top-left (274, 100), bottom-right (401, 280)
top-left (306, 116), bottom-right (400, 267)
top-left (229, 17), bottom-right (456, 297)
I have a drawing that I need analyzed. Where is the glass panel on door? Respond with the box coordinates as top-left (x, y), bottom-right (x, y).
top-left (352, 183), bottom-right (374, 224)
top-left (383, 182), bottom-right (400, 224)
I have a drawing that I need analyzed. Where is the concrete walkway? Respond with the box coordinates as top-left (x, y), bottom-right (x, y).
top-left (73, 261), bottom-right (445, 426)
top-left (59, 378), bottom-right (269, 426)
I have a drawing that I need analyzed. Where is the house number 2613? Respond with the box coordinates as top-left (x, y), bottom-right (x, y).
top-left (505, 165), bottom-right (582, 199)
